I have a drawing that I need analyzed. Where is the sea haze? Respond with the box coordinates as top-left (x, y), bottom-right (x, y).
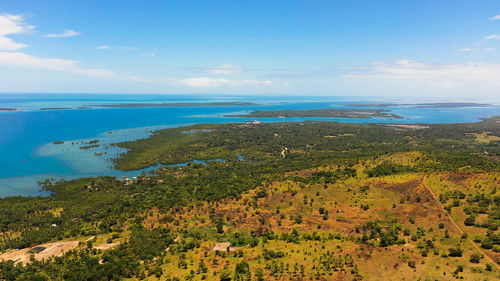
top-left (0, 94), bottom-right (499, 197)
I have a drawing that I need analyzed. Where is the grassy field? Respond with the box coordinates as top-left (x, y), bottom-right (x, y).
top-left (128, 169), bottom-right (499, 280)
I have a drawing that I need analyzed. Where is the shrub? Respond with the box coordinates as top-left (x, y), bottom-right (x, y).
top-left (469, 254), bottom-right (481, 263)
top-left (409, 217), bottom-right (415, 224)
top-left (255, 268), bottom-right (264, 281)
top-left (448, 247), bottom-right (463, 257)
top-left (464, 216), bottom-right (475, 226)
top-left (220, 269), bottom-right (232, 281)
top-left (234, 261), bottom-right (251, 281)
top-left (481, 238), bottom-right (494, 250)
top-left (493, 245), bottom-right (500, 253)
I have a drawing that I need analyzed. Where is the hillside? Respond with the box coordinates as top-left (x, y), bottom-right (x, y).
top-left (0, 117), bottom-right (499, 280)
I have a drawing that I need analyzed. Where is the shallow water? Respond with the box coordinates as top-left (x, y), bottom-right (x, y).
top-left (0, 94), bottom-right (499, 197)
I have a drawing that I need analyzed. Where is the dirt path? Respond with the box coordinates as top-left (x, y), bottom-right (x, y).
top-left (421, 175), bottom-right (499, 269)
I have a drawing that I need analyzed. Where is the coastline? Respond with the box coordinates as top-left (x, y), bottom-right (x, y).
top-left (1, 97), bottom-right (499, 197)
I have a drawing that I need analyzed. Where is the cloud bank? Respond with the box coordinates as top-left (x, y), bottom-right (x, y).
top-left (198, 64), bottom-right (243, 75)
top-left (44, 29), bottom-right (80, 38)
top-left (180, 77), bottom-right (273, 88)
top-left (342, 59), bottom-right (500, 83)
top-left (0, 51), bottom-right (115, 78)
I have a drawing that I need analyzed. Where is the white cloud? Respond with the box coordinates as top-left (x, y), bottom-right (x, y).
top-left (96, 45), bottom-right (140, 51)
top-left (484, 48), bottom-right (496, 52)
top-left (490, 14), bottom-right (500, 20)
top-left (44, 29), bottom-right (80, 38)
top-left (457, 48), bottom-right (472, 52)
top-left (0, 14), bottom-right (151, 83)
top-left (0, 51), bottom-right (115, 78)
top-left (484, 34), bottom-right (500, 40)
top-left (0, 14), bottom-right (34, 51)
top-left (180, 77), bottom-right (273, 88)
top-left (342, 59), bottom-right (500, 81)
top-left (0, 35), bottom-right (26, 50)
top-left (0, 51), bottom-right (151, 82)
top-left (141, 52), bottom-right (156, 57)
top-left (180, 77), bottom-right (233, 87)
top-left (199, 64), bottom-right (243, 75)
top-left (0, 14), bottom-right (113, 78)
top-left (0, 14), bottom-right (34, 35)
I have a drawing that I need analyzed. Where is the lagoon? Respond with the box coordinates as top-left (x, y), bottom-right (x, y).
top-left (0, 94), bottom-right (499, 197)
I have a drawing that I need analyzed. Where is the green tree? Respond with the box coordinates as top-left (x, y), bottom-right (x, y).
top-left (469, 254), bottom-right (481, 263)
top-left (255, 268), bottom-right (264, 281)
top-left (220, 269), bottom-right (232, 281)
top-left (233, 261), bottom-right (251, 281)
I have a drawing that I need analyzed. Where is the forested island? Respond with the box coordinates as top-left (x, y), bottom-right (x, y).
top-left (343, 102), bottom-right (491, 108)
top-left (40, 108), bottom-right (71, 111)
top-left (225, 108), bottom-right (403, 119)
top-left (0, 117), bottom-right (500, 280)
top-left (0, 108), bottom-right (18, 112)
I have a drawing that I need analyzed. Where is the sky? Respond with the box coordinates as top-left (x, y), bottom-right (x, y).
top-left (0, 0), bottom-right (500, 99)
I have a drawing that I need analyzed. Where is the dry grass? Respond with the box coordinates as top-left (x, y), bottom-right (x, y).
top-left (468, 132), bottom-right (500, 143)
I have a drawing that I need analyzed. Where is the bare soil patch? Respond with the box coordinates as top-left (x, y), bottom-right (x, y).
top-left (94, 242), bottom-right (120, 250)
top-left (0, 240), bottom-right (79, 264)
top-left (211, 242), bottom-right (241, 252)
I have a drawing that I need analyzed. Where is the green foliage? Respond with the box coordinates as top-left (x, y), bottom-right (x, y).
top-left (0, 225), bottom-right (173, 280)
top-left (254, 268), bottom-right (264, 281)
top-left (448, 247), bottom-right (463, 257)
top-left (469, 254), bottom-right (481, 263)
top-left (233, 261), bottom-right (251, 281)
top-left (464, 216), bottom-right (476, 226)
top-left (366, 161), bottom-right (414, 177)
top-left (262, 249), bottom-right (285, 260)
top-left (220, 269), bottom-right (232, 281)
top-left (1, 118), bottom-right (500, 279)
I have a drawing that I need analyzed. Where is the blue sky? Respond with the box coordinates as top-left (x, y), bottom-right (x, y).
top-left (0, 0), bottom-right (500, 98)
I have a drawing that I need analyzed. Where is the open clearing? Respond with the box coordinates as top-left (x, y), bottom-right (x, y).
top-left (0, 240), bottom-right (79, 264)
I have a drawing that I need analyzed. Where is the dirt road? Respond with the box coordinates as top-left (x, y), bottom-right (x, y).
top-left (421, 175), bottom-right (499, 269)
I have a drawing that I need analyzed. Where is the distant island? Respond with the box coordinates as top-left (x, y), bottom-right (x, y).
top-left (226, 108), bottom-right (403, 119)
top-left (0, 107), bottom-right (18, 112)
top-left (89, 102), bottom-right (259, 108)
top-left (40, 107), bottom-right (71, 111)
top-left (344, 102), bottom-right (491, 108)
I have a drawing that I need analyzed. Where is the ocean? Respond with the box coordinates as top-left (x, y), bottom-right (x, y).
top-left (1, 94), bottom-right (499, 197)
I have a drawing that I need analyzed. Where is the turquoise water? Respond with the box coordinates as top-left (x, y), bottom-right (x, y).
top-left (0, 94), bottom-right (499, 197)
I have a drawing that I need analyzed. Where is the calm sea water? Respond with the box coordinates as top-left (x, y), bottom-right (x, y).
top-left (0, 94), bottom-right (499, 197)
